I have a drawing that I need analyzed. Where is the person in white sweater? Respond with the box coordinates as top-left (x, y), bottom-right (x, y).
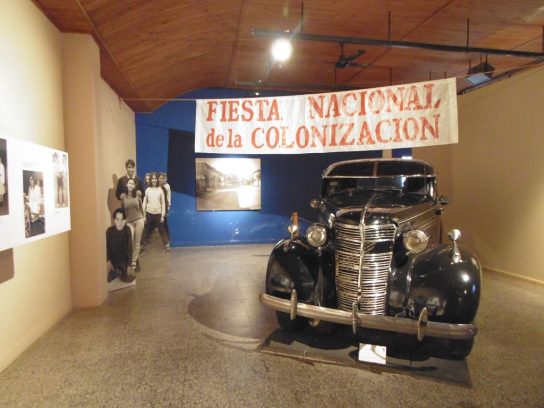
top-left (141, 172), bottom-right (170, 251)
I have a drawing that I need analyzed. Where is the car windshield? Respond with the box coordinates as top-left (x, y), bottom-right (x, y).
top-left (322, 176), bottom-right (436, 200)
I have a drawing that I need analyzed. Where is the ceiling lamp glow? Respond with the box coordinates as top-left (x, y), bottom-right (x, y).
top-left (271, 38), bottom-right (292, 62)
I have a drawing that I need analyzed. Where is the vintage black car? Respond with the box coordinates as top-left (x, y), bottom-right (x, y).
top-left (260, 158), bottom-right (481, 358)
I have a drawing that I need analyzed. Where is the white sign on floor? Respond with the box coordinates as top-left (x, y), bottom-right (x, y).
top-left (358, 343), bottom-right (387, 365)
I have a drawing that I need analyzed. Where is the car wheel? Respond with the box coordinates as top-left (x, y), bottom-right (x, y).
top-left (276, 311), bottom-right (306, 331)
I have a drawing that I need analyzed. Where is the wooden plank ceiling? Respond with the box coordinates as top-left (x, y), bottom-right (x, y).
top-left (33, 0), bottom-right (544, 112)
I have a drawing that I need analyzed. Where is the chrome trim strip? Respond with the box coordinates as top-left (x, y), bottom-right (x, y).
top-left (260, 293), bottom-right (478, 340)
top-left (335, 219), bottom-right (396, 315)
top-left (397, 207), bottom-right (437, 225)
top-left (324, 174), bottom-right (436, 179)
top-left (356, 209), bottom-right (366, 308)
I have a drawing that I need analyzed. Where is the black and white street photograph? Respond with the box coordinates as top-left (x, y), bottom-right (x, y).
top-left (195, 157), bottom-right (261, 211)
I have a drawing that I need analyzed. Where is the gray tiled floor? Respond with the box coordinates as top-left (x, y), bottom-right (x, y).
top-left (0, 241), bottom-right (543, 407)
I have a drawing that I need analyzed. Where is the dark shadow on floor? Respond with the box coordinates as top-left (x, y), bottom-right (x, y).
top-left (260, 324), bottom-right (472, 386)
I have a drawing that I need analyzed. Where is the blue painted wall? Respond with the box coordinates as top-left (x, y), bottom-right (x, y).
top-left (136, 88), bottom-right (409, 247)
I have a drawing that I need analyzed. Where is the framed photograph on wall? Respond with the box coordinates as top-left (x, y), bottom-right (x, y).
top-left (52, 152), bottom-right (69, 208)
top-left (22, 170), bottom-right (45, 238)
top-left (0, 138), bottom-right (8, 216)
top-left (195, 158), bottom-right (261, 211)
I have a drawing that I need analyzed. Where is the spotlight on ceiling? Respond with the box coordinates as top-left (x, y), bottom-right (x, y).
top-left (271, 38), bottom-right (292, 62)
top-left (466, 60), bottom-right (495, 86)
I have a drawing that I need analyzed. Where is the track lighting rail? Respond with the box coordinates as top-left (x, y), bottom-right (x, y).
top-left (251, 28), bottom-right (544, 60)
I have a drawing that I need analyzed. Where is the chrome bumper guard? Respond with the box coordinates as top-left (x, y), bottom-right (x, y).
top-left (260, 291), bottom-right (477, 341)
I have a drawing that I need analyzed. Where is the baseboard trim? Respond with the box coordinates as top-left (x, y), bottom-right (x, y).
top-left (0, 305), bottom-right (71, 373)
top-left (483, 265), bottom-right (544, 286)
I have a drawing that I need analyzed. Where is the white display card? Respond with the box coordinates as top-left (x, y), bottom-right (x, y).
top-left (358, 343), bottom-right (387, 365)
top-left (0, 136), bottom-right (70, 251)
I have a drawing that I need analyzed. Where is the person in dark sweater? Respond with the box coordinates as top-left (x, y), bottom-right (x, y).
top-left (106, 208), bottom-right (134, 283)
top-left (115, 159), bottom-right (145, 201)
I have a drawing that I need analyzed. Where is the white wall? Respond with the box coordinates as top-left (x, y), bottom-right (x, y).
top-left (415, 66), bottom-right (544, 283)
top-left (63, 34), bottom-right (136, 307)
top-left (98, 80), bottom-right (137, 228)
top-left (0, 0), bottom-right (71, 372)
top-left (0, 2), bottom-right (136, 372)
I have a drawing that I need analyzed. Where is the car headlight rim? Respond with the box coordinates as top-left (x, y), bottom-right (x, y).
top-left (403, 229), bottom-right (429, 253)
top-left (306, 224), bottom-right (327, 247)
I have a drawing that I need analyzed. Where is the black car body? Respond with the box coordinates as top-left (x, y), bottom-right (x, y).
top-left (260, 158), bottom-right (481, 358)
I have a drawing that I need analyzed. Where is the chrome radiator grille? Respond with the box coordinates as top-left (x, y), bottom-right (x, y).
top-left (334, 220), bottom-right (396, 315)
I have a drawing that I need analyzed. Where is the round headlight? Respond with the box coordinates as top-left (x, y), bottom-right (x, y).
top-left (306, 224), bottom-right (327, 247)
top-left (403, 230), bottom-right (429, 253)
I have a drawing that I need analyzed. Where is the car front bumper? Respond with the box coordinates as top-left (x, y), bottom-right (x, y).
top-left (260, 291), bottom-right (477, 341)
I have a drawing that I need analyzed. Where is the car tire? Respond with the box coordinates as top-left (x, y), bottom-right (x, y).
top-left (276, 311), bottom-right (306, 331)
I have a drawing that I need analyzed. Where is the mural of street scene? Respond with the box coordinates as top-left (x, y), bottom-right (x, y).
top-left (195, 158), bottom-right (261, 211)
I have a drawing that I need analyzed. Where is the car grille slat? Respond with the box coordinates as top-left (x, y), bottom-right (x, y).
top-left (334, 219), bottom-right (396, 315)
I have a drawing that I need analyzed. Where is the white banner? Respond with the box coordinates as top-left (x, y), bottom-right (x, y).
top-left (195, 78), bottom-right (458, 154)
top-left (0, 136), bottom-right (71, 251)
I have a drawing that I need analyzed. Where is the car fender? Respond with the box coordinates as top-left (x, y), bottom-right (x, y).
top-left (266, 236), bottom-right (334, 304)
top-left (406, 243), bottom-right (481, 323)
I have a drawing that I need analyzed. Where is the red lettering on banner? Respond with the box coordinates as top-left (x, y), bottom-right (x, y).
top-left (403, 118), bottom-right (419, 141)
top-left (242, 100), bottom-right (253, 121)
top-left (255, 99), bottom-right (281, 121)
top-left (206, 99), bottom-right (281, 122)
top-left (329, 124), bottom-right (338, 146)
top-left (220, 101), bottom-right (228, 121)
top-left (227, 129), bottom-right (242, 148)
top-left (385, 87), bottom-right (405, 113)
top-left (421, 114), bottom-right (440, 140)
top-left (392, 118), bottom-right (402, 142)
top-left (269, 99), bottom-right (280, 121)
top-left (358, 121), bottom-right (375, 145)
top-left (251, 128), bottom-right (264, 148)
top-left (296, 126), bottom-right (310, 148)
top-left (307, 95), bottom-right (324, 119)
top-left (358, 91), bottom-right (368, 116)
top-left (327, 95), bottom-right (340, 118)
top-left (342, 93), bottom-right (357, 116)
top-left (206, 129), bottom-right (216, 146)
top-left (227, 101), bottom-right (238, 121)
top-left (206, 101), bottom-right (218, 121)
top-left (311, 125), bottom-right (328, 147)
top-left (280, 126), bottom-right (294, 148)
top-left (369, 90), bottom-right (385, 115)
top-left (266, 127), bottom-right (280, 148)
top-left (338, 123), bottom-right (355, 146)
top-left (406, 86), bottom-right (424, 111)
top-left (308, 93), bottom-right (360, 119)
top-left (376, 120), bottom-right (392, 143)
top-left (256, 100), bottom-right (266, 121)
top-left (200, 80), bottom-right (451, 153)
top-left (205, 128), bottom-right (242, 148)
top-left (423, 83), bottom-right (441, 109)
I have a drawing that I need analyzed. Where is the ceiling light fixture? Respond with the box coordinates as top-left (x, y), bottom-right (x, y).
top-left (466, 58), bottom-right (495, 86)
top-left (271, 38), bottom-right (292, 62)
